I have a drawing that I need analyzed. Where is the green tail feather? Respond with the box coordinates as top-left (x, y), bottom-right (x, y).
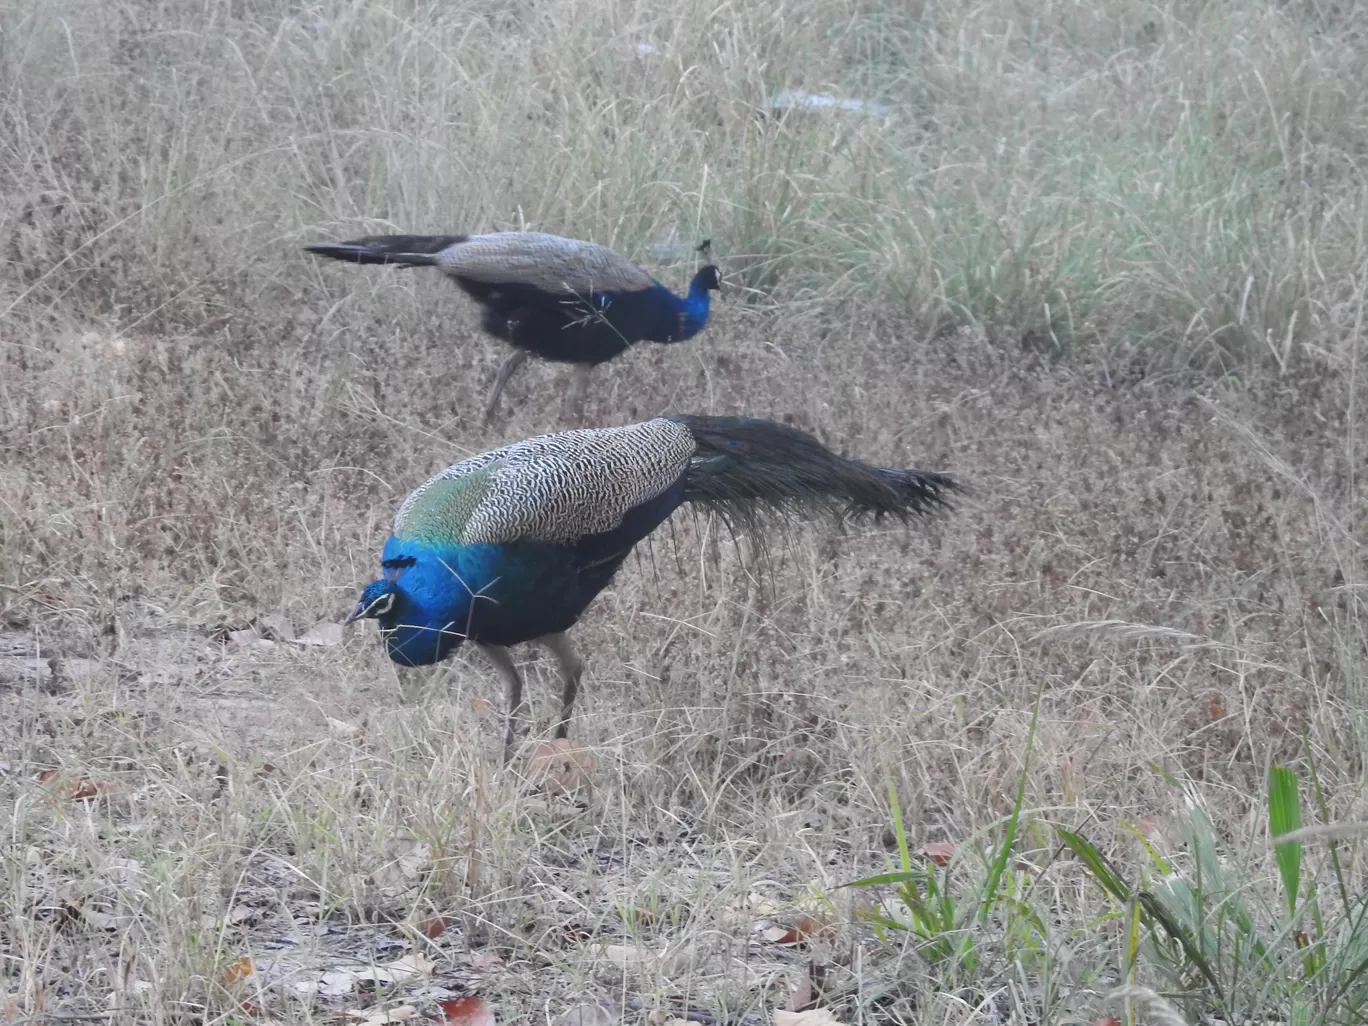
top-left (671, 415), bottom-right (959, 539)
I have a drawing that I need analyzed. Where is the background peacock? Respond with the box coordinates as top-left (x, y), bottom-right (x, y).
top-left (344, 415), bottom-right (960, 761)
top-left (304, 232), bottom-right (721, 421)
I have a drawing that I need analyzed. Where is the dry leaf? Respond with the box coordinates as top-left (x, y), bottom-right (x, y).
top-left (469, 696), bottom-right (495, 717)
top-left (417, 914), bottom-right (454, 939)
top-left (327, 717), bottom-right (363, 739)
top-left (600, 943), bottom-right (665, 968)
top-left (761, 917), bottom-right (832, 946)
top-left (526, 739), bottom-right (595, 795)
top-left (773, 1010), bottom-right (847, 1026)
top-left (258, 614), bottom-right (295, 642)
top-left (1093, 1019), bottom-right (1123, 1026)
top-left (469, 951), bottom-right (504, 973)
top-left (439, 996), bottom-right (495, 1025)
top-left (222, 956), bottom-right (253, 984)
top-left (228, 627), bottom-right (260, 648)
top-left (296, 621), bottom-right (345, 647)
top-left (924, 842), bottom-right (956, 867)
top-left (785, 975), bottom-right (814, 1012)
top-left (369, 838), bottom-right (431, 892)
top-left (348, 1005), bottom-right (417, 1025)
top-left (37, 771), bottom-right (117, 801)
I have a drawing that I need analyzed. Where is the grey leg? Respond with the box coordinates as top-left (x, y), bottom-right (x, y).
top-left (483, 349), bottom-right (531, 423)
top-left (562, 363), bottom-right (594, 424)
top-left (536, 631), bottom-right (585, 740)
top-left (477, 642), bottom-right (525, 764)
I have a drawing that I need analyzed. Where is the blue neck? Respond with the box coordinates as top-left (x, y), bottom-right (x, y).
top-left (678, 273), bottom-right (713, 338)
top-left (372, 536), bottom-right (592, 664)
top-left (376, 538), bottom-right (474, 666)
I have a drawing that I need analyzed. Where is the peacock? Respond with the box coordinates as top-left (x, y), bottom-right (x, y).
top-left (344, 415), bottom-right (960, 762)
top-left (304, 232), bottom-right (721, 421)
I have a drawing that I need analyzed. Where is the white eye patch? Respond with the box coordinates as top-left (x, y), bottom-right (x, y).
top-left (365, 592), bottom-right (396, 618)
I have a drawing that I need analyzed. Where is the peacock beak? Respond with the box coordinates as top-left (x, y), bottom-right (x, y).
top-left (343, 600), bottom-right (367, 625)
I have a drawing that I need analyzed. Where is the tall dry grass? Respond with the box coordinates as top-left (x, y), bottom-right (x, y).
top-left (2, 0), bottom-right (1367, 1023)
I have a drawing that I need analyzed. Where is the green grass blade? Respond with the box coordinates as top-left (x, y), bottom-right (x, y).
top-left (1137, 890), bottom-right (1225, 1000)
top-left (1056, 827), bottom-right (1132, 904)
top-left (979, 687), bottom-right (1041, 926)
top-left (1268, 765), bottom-right (1303, 916)
top-left (886, 772), bottom-right (913, 875)
top-left (844, 870), bottom-right (923, 889)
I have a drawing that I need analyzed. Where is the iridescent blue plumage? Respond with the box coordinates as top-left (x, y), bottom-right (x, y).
top-left (344, 416), bottom-right (960, 761)
top-left (304, 231), bottom-right (721, 421)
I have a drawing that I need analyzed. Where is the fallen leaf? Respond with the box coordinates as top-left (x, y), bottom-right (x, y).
top-left (1207, 699), bottom-right (1224, 720)
top-left (785, 974), bottom-right (814, 1012)
top-left (37, 771), bottom-right (117, 801)
top-left (222, 956), bottom-right (254, 984)
top-left (417, 914), bottom-right (454, 939)
top-left (469, 696), bottom-right (494, 717)
top-left (439, 996), bottom-right (495, 1025)
top-left (761, 917), bottom-right (832, 946)
top-left (318, 969), bottom-right (360, 997)
top-left (526, 739), bottom-right (595, 795)
top-left (228, 627), bottom-right (260, 648)
top-left (924, 842), bottom-right (956, 867)
top-left (296, 621), bottom-right (344, 647)
top-left (348, 1005), bottom-right (417, 1025)
top-left (469, 951), bottom-right (503, 972)
top-left (369, 838), bottom-right (431, 892)
top-left (1093, 1019), bottom-right (1123, 1026)
top-left (600, 943), bottom-right (662, 968)
top-left (327, 717), bottom-right (364, 739)
top-left (774, 1009), bottom-right (847, 1026)
top-left (258, 614), bottom-right (296, 642)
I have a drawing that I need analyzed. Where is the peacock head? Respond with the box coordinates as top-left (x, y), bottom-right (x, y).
top-left (344, 579), bottom-right (400, 624)
top-left (691, 264), bottom-right (722, 295)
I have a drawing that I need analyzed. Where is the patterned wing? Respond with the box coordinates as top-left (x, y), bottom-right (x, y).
top-left (397, 420), bottom-right (695, 548)
top-left (434, 232), bottom-right (655, 295)
top-left (392, 447), bottom-right (512, 544)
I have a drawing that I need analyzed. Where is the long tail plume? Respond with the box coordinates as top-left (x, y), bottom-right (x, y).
top-left (672, 415), bottom-right (959, 538)
top-left (303, 234), bottom-right (467, 268)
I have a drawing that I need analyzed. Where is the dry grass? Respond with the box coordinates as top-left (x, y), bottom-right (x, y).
top-left (2, 0), bottom-right (1367, 1024)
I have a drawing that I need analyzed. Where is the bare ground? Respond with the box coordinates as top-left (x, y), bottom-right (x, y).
top-left (4, 300), bottom-right (1364, 1023)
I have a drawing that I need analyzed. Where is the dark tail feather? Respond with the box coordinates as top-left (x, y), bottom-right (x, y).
top-left (303, 234), bottom-right (468, 268)
top-left (671, 415), bottom-right (959, 537)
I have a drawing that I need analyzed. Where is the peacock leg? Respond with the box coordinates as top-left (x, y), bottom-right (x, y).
top-left (536, 631), bottom-right (585, 740)
top-left (483, 349), bottom-right (531, 423)
top-left (477, 642), bottom-right (526, 764)
top-left (562, 363), bottom-right (594, 423)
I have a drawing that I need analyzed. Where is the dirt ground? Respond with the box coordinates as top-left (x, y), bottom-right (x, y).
top-left (4, 294), bottom-right (1364, 1022)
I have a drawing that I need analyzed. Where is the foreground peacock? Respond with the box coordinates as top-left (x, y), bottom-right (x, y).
top-left (304, 232), bottom-right (721, 421)
top-left (345, 415), bottom-right (959, 762)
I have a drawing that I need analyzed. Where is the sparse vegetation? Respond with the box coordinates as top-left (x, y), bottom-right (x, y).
top-left (2, 0), bottom-right (1367, 1024)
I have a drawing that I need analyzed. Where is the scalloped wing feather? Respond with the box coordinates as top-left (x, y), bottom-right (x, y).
top-left (433, 232), bottom-right (655, 294)
top-left (394, 419), bottom-right (696, 548)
